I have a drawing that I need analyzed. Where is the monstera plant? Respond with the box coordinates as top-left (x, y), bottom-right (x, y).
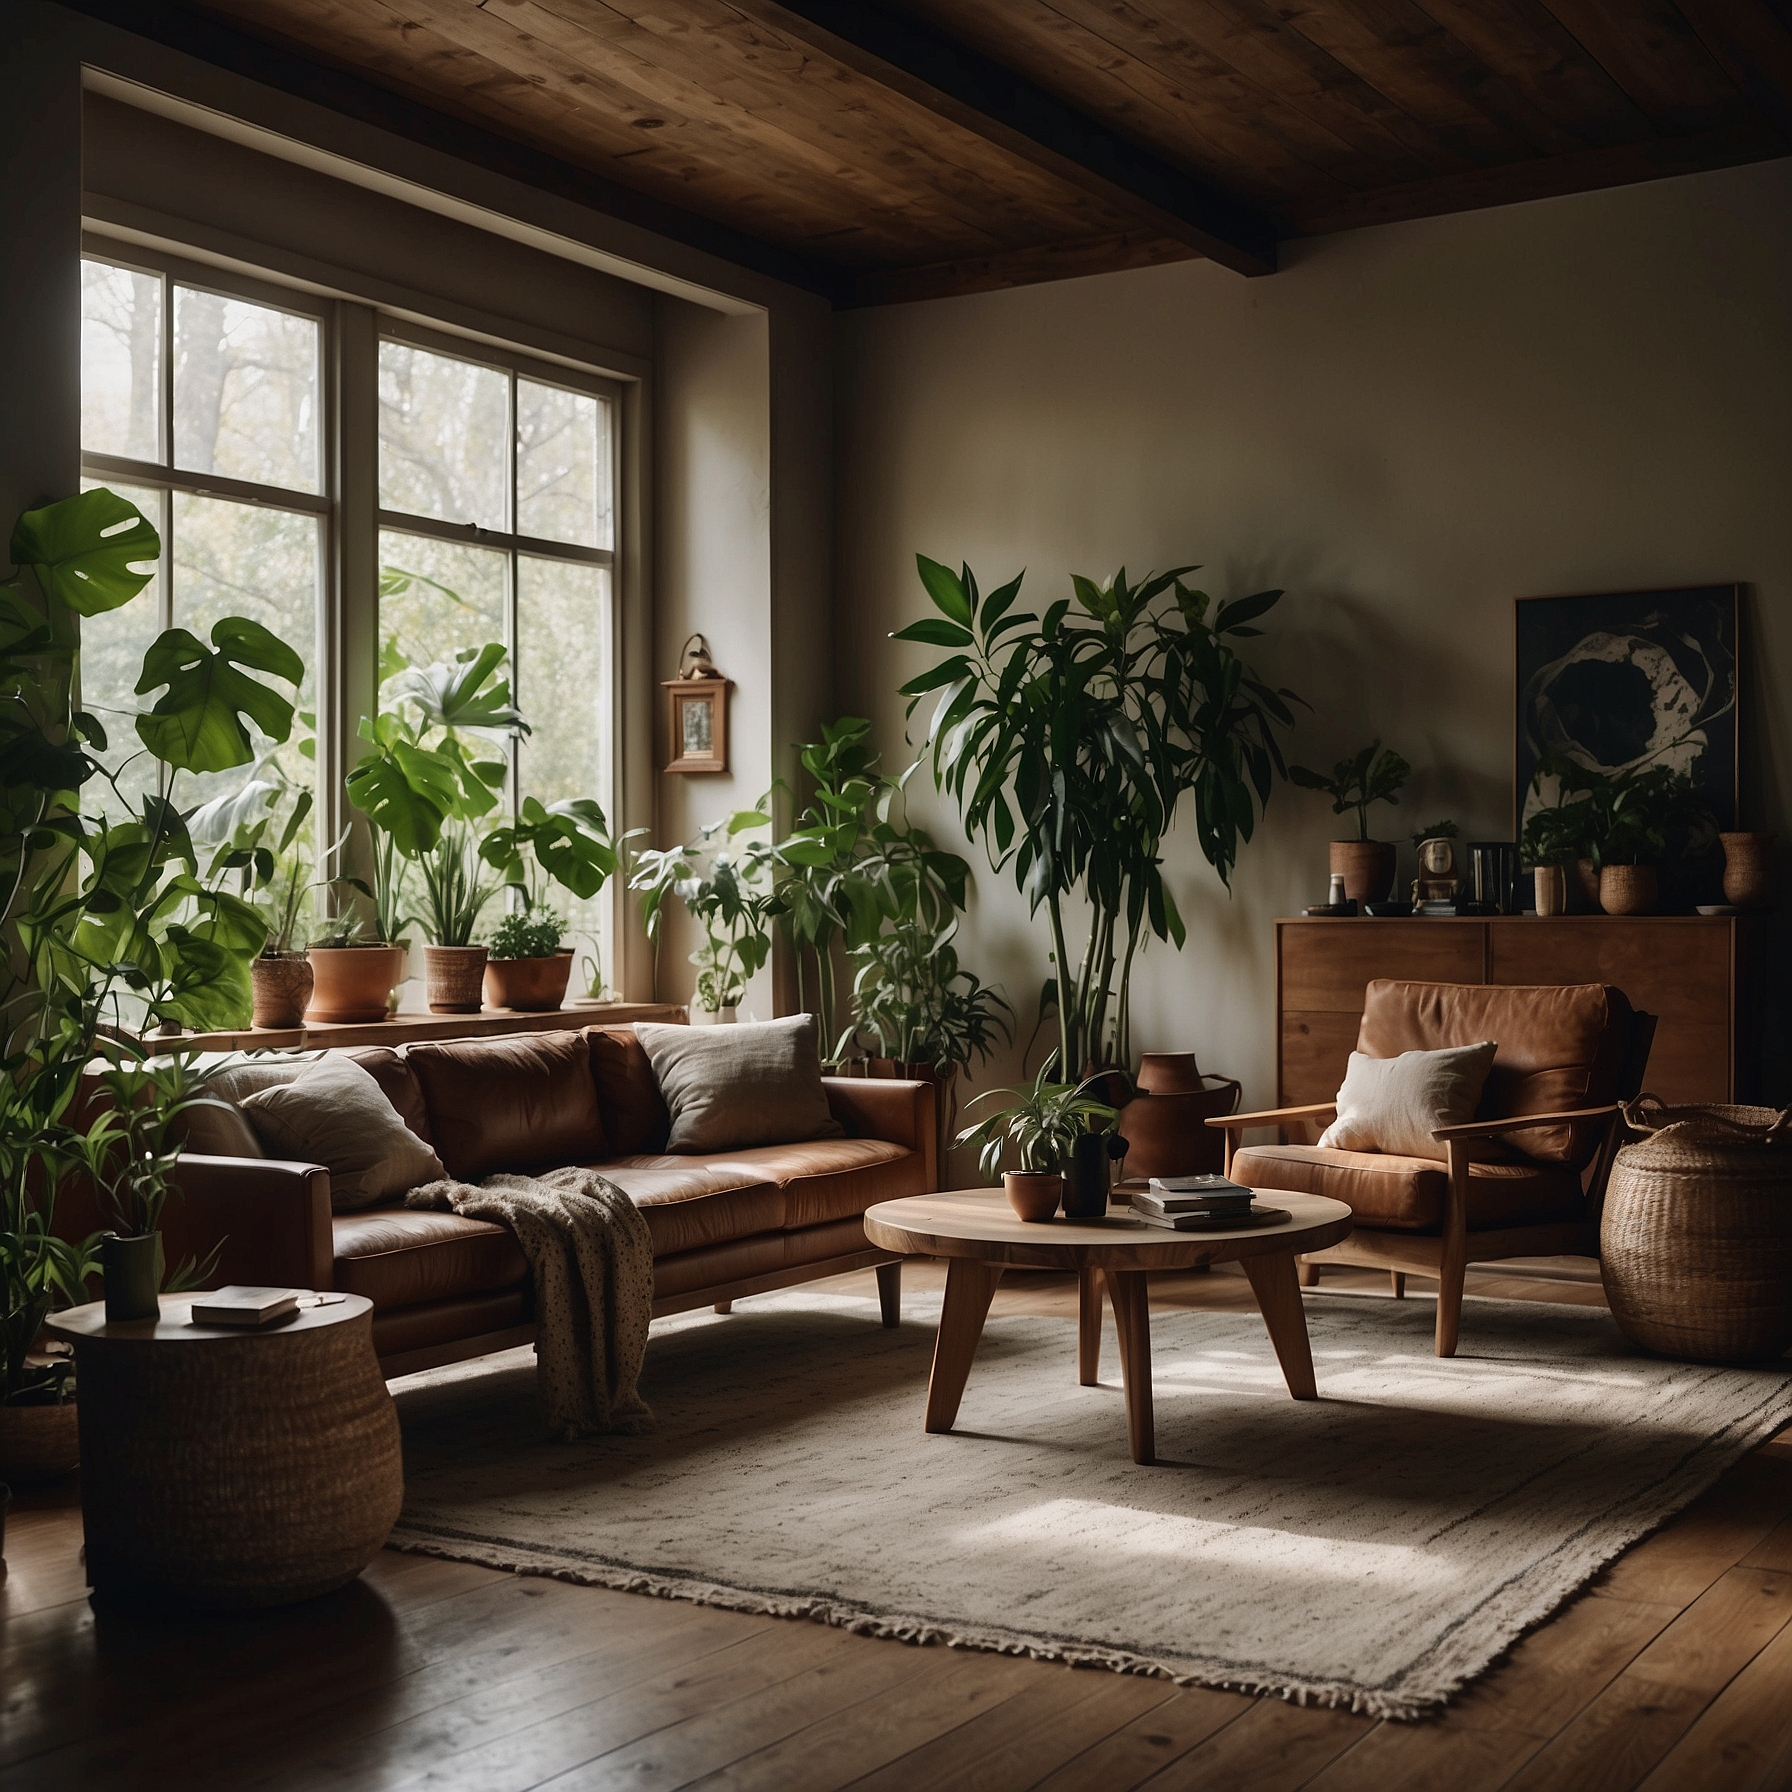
top-left (2, 487), bottom-right (305, 1389)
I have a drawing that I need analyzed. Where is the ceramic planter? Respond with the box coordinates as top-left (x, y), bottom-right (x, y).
top-left (483, 950), bottom-right (574, 1012)
top-left (251, 953), bottom-right (314, 1029)
top-left (306, 944), bottom-right (407, 1024)
top-left (102, 1232), bottom-right (162, 1323)
top-left (1116, 1051), bottom-right (1242, 1181)
top-left (691, 1006), bottom-right (738, 1026)
top-left (1061, 1131), bottom-right (1129, 1219)
top-left (1600, 863), bottom-right (1657, 916)
top-left (1720, 833), bottom-right (1776, 910)
top-left (0, 1402), bottom-right (80, 1485)
top-left (1329, 839), bottom-right (1396, 906)
top-left (424, 944), bottom-right (488, 1013)
top-left (1004, 1170), bottom-right (1061, 1223)
top-left (1533, 864), bottom-right (1568, 918)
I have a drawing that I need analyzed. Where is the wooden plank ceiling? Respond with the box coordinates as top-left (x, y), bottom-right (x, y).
top-left (136, 0), bottom-right (1792, 301)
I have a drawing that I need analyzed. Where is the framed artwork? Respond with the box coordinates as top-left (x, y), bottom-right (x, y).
top-left (1514, 584), bottom-right (1739, 839)
top-left (664, 677), bottom-right (730, 774)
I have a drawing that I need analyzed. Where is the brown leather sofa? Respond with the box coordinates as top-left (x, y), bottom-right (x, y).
top-left (85, 1026), bottom-right (937, 1376)
top-left (1210, 979), bottom-right (1655, 1357)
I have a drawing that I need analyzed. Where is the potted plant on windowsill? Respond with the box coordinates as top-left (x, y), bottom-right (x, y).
top-left (483, 906), bottom-right (573, 1011)
top-left (955, 1065), bottom-right (1122, 1223)
top-left (1289, 740), bottom-right (1411, 907)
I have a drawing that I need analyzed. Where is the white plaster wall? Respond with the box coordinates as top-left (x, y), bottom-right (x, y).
top-left (835, 159), bottom-right (1792, 1145)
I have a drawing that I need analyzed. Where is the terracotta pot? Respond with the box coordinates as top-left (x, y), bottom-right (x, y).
top-left (1533, 864), bottom-right (1568, 918)
top-left (483, 950), bottom-right (574, 1013)
top-left (307, 944), bottom-right (407, 1024)
top-left (1720, 832), bottom-right (1776, 910)
top-left (1329, 839), bottom-right (1396, 906)
top-left (0, 1401), bottom-right (81, 1486)
top-left (1004, 1170), bottom-right (1061, 1223)
top-left (1116, 1051), bottom-right (1242, 1181)
top-left (251, 953), bottom-right (314, 1029)
top-left (1574, 858), bottom-right (1601, 911)
top-left (1600, 863), bottom-right (1657, 916)
top-left (424, 944), bottom-right (488, 1014)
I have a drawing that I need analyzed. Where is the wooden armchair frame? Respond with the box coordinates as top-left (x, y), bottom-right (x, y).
top-left (1209, 1101), bottom-right (1625, 1357)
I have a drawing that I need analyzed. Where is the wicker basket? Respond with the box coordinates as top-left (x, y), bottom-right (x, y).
top-left (1601, 1097), bottom-right (1792, 1363)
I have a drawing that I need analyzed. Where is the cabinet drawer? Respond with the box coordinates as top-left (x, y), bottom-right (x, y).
top-left (1280, 1011), bottom-right (1361, 1106)
top-left (1489, 920), bottom-right (1731, 1026)
top-left (1279, 921), bottom-right (1485, 1012)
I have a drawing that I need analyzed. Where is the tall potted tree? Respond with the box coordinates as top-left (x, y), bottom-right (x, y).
top-left (896, 559), bottom-right (1299, 1083)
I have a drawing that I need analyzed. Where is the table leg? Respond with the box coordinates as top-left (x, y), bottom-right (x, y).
top-left (925, 1260), bottom-right (1004, 1434)
top-left (1078, 1266), bottom-right (1102, 1385)
top-left (876, 1260), bottom-right (902, 1328)
top-left (1104, 1269), bottom-right (1155, 1465)
top-left (1244, 1252), bottom-right (1319, 1400)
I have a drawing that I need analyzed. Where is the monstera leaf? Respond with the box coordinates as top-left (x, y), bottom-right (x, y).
top-left (384, 642), bottom-right (527, 737)
top-left (345, 724), bottom-right (462, 858)
top-left (10, 487), bottom-right (159, 616)
top-left (134, 618), bottom-right (304, 773)
top-left (481, 797), bottom-right (616, 899)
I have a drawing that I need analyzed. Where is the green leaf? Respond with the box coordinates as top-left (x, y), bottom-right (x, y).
top-left (345, 739), bottom-right (459, 855)
top-left (11, 487), bottom-right (159, 617)
top-left (134, 618), bottom-right (303, 773)
top-left (891, 618), bottom-right (974, 648)
top-left (1214, 588), bottom-right (1283, 633)
top-left (915, 555), bottom-right (973, 626)
top-left (386, 641), bottom-right (526, 736)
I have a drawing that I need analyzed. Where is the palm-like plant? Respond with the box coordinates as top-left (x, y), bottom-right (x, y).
top-left (954, 1065), bottom-right (1121, 1183)
top-left (897, 559), bottom-right (1299, 1079)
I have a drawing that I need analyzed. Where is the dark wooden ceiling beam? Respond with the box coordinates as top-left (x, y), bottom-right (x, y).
top-left (1671, 0), bottom-right (1792, 141)
top-left (731, 0), bottom-right (1280, 276)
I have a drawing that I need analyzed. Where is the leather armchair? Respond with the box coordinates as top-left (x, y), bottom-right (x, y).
top-left (1210, 980), bottom-right (1656, 1357)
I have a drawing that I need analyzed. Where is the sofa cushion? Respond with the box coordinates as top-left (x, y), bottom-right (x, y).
top-left (184, 1046), bottom-right (432, 1159)
top-left (334, 1208), bottom-right (529, 1309)
top-left (1231, 1142), bottom-right (1585, 1234)
top-left (594, 1159), bottom-right (785, 1256)
top-left (712, 1139), bottom-right (919, 1230)
top-left (636, 1016), bottom-right (844, 1153)
top-left (405, 1031), bottom-right (605, 1181)
top-left (1317, 1041), bottom-right (1497, 1163)
top-left (240, 1053), bottom-right (445, 1211)
top-left (588, 1026), bottom-right (671, 1154)
top-left (1358, 981), bottom-right (1633, 1167)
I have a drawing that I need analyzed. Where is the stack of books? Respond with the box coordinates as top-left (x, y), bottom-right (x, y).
top-left (1131, 1174), bottom-right (1259, 1231)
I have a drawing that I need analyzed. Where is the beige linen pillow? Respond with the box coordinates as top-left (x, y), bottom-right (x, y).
top-left (636, 1015), bottom-right (844, 1153)
top-left (1316, 1040), bottom-right (1499, 1162)
top-left (240, 1052), bottom-right (445, 1211)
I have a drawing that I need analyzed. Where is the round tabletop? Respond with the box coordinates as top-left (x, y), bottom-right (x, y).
top-left (48, 1293), bottom-right (373, 1345)
top-left (864, 1188), bottom-right (1352, 1271)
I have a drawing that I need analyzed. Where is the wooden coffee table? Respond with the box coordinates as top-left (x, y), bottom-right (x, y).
top-left (863, 1189), bottom-right (1352, 1464)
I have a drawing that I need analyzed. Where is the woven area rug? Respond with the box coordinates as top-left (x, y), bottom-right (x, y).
top-left (387, 1286), bottom-right (1792, 1718)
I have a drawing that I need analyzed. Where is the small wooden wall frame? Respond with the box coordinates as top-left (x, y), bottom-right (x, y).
top-left (663, 676), bottom-right (730, 774)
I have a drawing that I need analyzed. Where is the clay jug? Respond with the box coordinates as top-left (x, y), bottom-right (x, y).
top-left (1116, 1052), bottom-right (1242, 1181)
top-left (1720, 833), bottom-right (1775, 910)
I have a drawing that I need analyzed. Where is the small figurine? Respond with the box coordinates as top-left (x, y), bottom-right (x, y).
top-left (1413, 834), bottom-right (1459, 907)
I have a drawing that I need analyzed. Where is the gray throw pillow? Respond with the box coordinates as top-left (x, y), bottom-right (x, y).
top-left (241, 1052), bottom-right (445, 1211)
top-left (1317, 1040), bottom-right (1498, 1163)
top-left (635, 1015), bottom-right (844, 1154)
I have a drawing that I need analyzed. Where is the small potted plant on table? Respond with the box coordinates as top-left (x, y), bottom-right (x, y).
top-left (1289, 741), bottom-right (1411, 906)
top-left (955, 1065), bottom-right (1121, 1223)
top-left (483, 906), bottom-right (573, 1011)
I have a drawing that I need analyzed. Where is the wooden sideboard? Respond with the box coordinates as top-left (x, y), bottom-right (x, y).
top-left (1276, 916), bottom-right (1761, 1108)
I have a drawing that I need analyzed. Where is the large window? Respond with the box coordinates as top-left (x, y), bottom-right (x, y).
top-left (79, 249), bottom-right (621, 981)
top-left (79, 255), bottom-right (324, 844)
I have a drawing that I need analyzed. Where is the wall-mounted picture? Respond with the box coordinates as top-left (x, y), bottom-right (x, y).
top-left (664, 677), bottom-right (730, 774)
top-left (1514, 584), bottom-right (1739, 837)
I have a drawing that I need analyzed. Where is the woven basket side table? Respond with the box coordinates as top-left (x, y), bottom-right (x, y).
top-left (48, 1293), bottom-right (403, 1609)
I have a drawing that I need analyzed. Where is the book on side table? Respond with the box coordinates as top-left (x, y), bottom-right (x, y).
top-left (1131, 1174), bottom-right (1286, 1231)
top-left (189, 1286), bottom-right (302, 1327)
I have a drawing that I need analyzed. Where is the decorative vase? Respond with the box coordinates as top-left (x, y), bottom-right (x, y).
top-left (1329, 840), bottom-right (1396, 906)
top-left (1602, 1099), bottom-right (1792, 1362)
top-left (1720, 833), bottom-right (1776, 910)
top-left (483, 950), bottom-right (574, 1012)
top-left (251, 953), bottom-right (314, 1029)
top-left (1533, 864), bottom-right (1567, 917)
top-left (0, 1401), bottom-right (81, 1485)
top-left (1004, 1170), bottom-right (1061, 1223)
top-left (1061, 1131), bottom-right (1126, 1220)
top-left (1574, 858), bottom-right (1601, 911)
top-left (424, 944), bottom-right (488, 1014)
top-left (1115, 1052), bottom-right (1241, 1182)
top-left (102, 1232), bottom-right (162, 1323)
top-left (1599, 863), bottom-right (1657, 916)
top-left (306, 944), bottom-right (407, 1024)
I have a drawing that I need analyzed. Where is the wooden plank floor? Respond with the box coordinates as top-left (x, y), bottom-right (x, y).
top-left (6, 1261), bottom-right (1792, 1791)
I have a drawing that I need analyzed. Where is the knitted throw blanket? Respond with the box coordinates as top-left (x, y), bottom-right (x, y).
top-left (406, 1166), bottom-right (655, 1439)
